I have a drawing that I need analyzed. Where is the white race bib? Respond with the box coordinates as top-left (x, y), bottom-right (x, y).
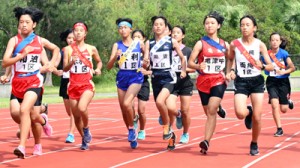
top-left (15, 54), bottom-right (41, 72)
top-left (70, 56), bottom-right (92, 74)
top-left (203, 56), bottom-right (225, 74)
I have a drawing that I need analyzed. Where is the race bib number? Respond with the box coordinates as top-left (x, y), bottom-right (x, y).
top-left (203, 56), bottom-right (225, 74)
top-left (151, 51), bottom-right (171, 69)
top-left (70, 56), bottom-right (92, 74)
top-left (15, 54), bottom-right (41, 72)
top-left (172, 55), bottom-right (187, 72)
top-left (119, 52), bottom-right (140, 70)
top-left (270, 61), bottom-right (285, 77)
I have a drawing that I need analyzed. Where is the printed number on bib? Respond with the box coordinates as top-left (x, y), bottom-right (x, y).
top-left (119, 52), bottom-right (140, 70)
top-left (151, 51), bottom-right (171, 69)
top-left (203, 56), bottom-right (225, 74)
top-left (16, 54), bottom-right (41, 72)
top-left (71, 56), bottom-right (92, 74)
top-left (270, 61), bottom-right (285, 77)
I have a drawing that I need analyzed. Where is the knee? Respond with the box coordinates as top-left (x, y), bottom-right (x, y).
top-left (236, 112), bottom-right (245, 120)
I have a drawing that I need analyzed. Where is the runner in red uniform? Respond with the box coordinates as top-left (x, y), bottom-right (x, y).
top-left (2, 7), bottom-right (59, 158)
top-left (63, 21), bottom-right (102, 150)
top-left (188, 11), bottom-right (230, 154)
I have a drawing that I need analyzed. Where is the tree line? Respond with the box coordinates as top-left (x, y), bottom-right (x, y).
top-left (1, 0), bottom-right (299, 85)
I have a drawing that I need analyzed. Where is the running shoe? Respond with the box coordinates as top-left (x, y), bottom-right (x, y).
top-left (42, 103), bottom-right (48, 115)
top-left (288, 99), bottom-right (294, 110)
top-left (130, 140), bottom-right (138, 149)
top-left (65, 133), bottom-right (75, 143)
top-left (83, 127), bottom-right (92, 143)
top-left (167, 132), bottom-right (176, 150)
top-left (244, 105), bottom-right (253, 130)
top-left (137, 130), bottom-right (146, 140)
top-left (163, 125), bottom-right (172, 140)
top-left (199, 140), bottom-right (209, 154)
top-left (158, 115), bottom-right (163, 125)
top-left (33, 144), bottom-right (42, 156)
top-left (250, 142), bottom-right (259, 156)
top-left (128, 128), bottom-right (137, 142)
top-left (176, 110), bottom-right (183, 129)
top-left (80, 138), bottom-right (89, 150)
top-left (133, 114), bottom-right (139, 130)
top-left (41, 113), bottom-right (53, 137)
top-left (179, 133), bottom-right (189, 144)
top-left (13, 146), bottom-right (25, 159)
top-left (217, 104), bottom-right (226, 118)
top-left (274, 129), bottom-right (283, 137)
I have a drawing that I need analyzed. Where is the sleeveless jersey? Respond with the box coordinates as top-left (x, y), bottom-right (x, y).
top-left (11, 34), bottom-right (44, 98)
top-left (264, 48), bottom-right (289, 78)
top-left (13, 34), bottom-right (43, 74)
top-left (66, 45), bottom-right (93, 83)
top-left (198, 39), bottom-right (226, 74)
top-left (149, 36), bottom-right (173, 70)
top-left (117, 40), bottom-right (141, 70)
top-left (172, 46), bottom-right (192, 73)
top-left (235, 38), bottom-right (261, 77)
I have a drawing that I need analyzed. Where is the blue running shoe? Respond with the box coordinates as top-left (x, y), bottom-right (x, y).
top-left (133, 114), bottom-right (139, 130)
top-left (179, 133), bottom-right (189, 144)
top-left (158, 115), bottom-right (163, 125)
top-left (128, 129), bottom-right (137, 142)
top-left (137, 130), bottom-right (146, 140)
top-left (65, 133), bottom-right (75, 143)
top-left (130, 140), bottom-right (138, 149)
top-left (83, 127), bottom-right (92, 143)
top-left (80, 139), bottom-right (89, 150)
top-left (176, 110), bottom-right (183, 129)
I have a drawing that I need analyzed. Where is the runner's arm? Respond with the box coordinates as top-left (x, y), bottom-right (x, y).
top-left (107, 43), bottom-right (118, 70)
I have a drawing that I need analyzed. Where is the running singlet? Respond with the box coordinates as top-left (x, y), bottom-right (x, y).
top-left (69, 47), bottom-right (92, 75)
top-left (13, 34), bottom-right (42, 74)
top-left (234, 38), bottom-right (261, 77)
top-left (117, 40), bottom-right (141, 70)
top-left (198, 38), bottom-right (226, 74)
top-left (265, 48), bottom-right (289, 78)
top-left (172, 45), bottom-right (191, 72)
top-left (149, 36), bottom-right (173, 70)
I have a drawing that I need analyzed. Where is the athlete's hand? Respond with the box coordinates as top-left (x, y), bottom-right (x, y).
top-left (226, 71), bottom-right (236, 80)
top-left (94, 68), bottom-right (101, 76)
top-left (180, 71), bottom-right (186, 78)
top-left (23, 46), bottom-right (34, 55)
top-left (276, 69), bottom-right (285, 75)
top-left (0, 75), bottom-right (10, 84)
top-left (53, 70), bottom-right (63, 76)
top-left (116, 49), bottom-right (122, 57)
top-left (198, 62), bottom-right (206, 71)
top-left (142, 58), bottom-right (149, 69)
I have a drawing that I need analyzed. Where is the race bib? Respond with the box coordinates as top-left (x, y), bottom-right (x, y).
top-left (172, 55), bottom-right (187, 72)
top-left (151, 50), bottom-right (171, 69)
top-left (15, 54), bottom-right (41, 72)
top-left (270, 61), bottom-right (285, 77)
top-left (203, 56), bottom-right (225, 74)
top-left (119, 52), bottom-right (140, 70)
top-left (70, 56), bottom-right (92, 74)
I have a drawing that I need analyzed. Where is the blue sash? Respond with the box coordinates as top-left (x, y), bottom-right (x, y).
top-left (13, 32), bottom-right (36, 57)
top-left (201, 36), bottom-right (226, 53)
top-left (18, 69), bottom-right (40, 77)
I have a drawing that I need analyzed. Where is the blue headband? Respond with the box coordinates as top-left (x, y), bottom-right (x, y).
top-left (118, 21), bottom-right (132, 28)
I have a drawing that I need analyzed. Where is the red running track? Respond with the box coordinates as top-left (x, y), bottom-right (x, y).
top-left (0, 92), bottom-right (299, 168)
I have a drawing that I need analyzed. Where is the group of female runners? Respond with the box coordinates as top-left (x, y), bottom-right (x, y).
top-left (0, 7), bottom-right (296, 158)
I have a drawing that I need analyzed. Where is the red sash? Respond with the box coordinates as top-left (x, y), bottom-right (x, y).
top-left (70, 44), bottom-right (92, 68)
top-left (268, 50), bottom-right (286, 69)
top-left (233, 39), bottom-right (261, 70)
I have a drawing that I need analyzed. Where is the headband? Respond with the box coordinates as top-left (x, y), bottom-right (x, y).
top-left (73, 23), bottom-right (87, 31)
top-left (118, 21), bottom-right (132, 28)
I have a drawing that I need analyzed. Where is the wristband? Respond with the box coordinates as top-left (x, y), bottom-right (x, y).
top-left (230, 68), bottom-right (235, 72)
